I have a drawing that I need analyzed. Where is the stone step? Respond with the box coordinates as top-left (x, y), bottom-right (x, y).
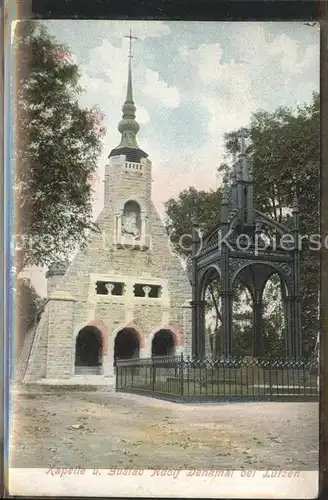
top-left (74, 366), bottom-right (103, 375)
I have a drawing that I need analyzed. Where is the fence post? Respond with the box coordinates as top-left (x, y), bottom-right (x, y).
top-left (180, 352), bottom-right (184, 396)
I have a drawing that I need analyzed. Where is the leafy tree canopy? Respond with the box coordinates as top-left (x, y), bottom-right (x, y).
top-left (15, 21), bottom-right (105, 273)
top-left (164, 187), bottom-right (222, 258)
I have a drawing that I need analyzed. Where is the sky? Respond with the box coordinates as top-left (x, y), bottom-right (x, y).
top-left (19, 20), bottom-right (319, 296)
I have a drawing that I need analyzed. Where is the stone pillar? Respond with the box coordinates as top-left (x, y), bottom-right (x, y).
top-left (143, 336), bottom-right (152, 358)
top-left (103, 349), bottom-right (114, 379)
top-left (197, 300), bottom-right (206, 359)
top-left (140, 211), bottom-right (147, 245)
top-left (220, 236), bottom-right (232, 357)
top-left (281, 278), bottom-right (293, 358)
top-left (205, 330), bottom-right (212, 357)
top-left (115, 210), bottom-right (123, 244)
top-left (221, 291), bottom-right (233, 356)
top-left (246, 179), bottom-right (254, 226)
top-left (293, 258), bottom-right (302, 359)
top-left (181, 301), bottom-right (192, 356)
top-left (253, 290), bottom-right (264, 357)
top-left (292, 198), bottom-right (301, 358)
top-left (191, 299), bottom-right (197, 358)
top-left (191, 223), bottom-right (200, 358)
top-left (124, 280), bottom-right (134, 323)
top-left (46, 290), bottom-right (75, 379)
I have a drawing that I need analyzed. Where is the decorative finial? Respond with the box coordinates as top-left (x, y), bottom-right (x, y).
top-left (237, 128), bottom-right (248, 155)
top-left (292, 190), bottom-right (299, 213)
top-left (109, 28), bottom-right (149, 159)
top-left (191, 198), bottom-right (199, 225)
top-left (222, 180), bottom-right (229, 205)
top-left (125, 29), bottom-right (138, 60)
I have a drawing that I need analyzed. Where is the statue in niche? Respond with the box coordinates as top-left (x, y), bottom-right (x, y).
top-left (121, 200), bottom-right (142, 241)
top-left (121, 211), bottom-right (140, 240)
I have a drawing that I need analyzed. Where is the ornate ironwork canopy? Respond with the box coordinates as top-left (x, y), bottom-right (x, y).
top-left (189, 130), bottom-right (301, 359)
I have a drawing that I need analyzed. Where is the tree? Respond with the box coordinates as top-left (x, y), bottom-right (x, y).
top-left (14, 21), bottom-right (105, 273)
top-left (164, 186), bottom-right (222, 259)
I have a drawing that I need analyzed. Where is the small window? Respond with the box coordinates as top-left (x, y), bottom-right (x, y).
top-left (133, 284), bottom-right (162, 298)
top-left (96, 281), bottom-right (124, 296)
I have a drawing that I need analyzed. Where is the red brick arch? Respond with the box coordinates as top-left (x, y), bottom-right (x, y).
top-left (156, 323), bottom-right (185, 347)
top-left (87, 320), bottom-right (109, 355)
top-left (124, 321), bottom-right (145, 348)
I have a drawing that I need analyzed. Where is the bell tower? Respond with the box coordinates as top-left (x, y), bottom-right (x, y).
top-left (104, 30), bottom-right (152, 248)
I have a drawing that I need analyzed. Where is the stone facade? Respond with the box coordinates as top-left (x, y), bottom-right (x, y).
top-left (22, 54), bottom-right (192, 386)
top-left (23, 154), bottom-right (192, 385)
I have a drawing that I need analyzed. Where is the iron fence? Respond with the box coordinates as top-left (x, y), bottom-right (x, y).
top-left (115, 354), bottom-right (319, 402)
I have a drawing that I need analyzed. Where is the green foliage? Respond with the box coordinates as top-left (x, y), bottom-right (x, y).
top-left (164, 187), bottom-right (222, 258)
top-left (15, 21), bottom-right (104, 272)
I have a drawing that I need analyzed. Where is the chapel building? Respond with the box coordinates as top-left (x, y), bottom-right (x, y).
top-left (19, 53), bottom-right (192, 386)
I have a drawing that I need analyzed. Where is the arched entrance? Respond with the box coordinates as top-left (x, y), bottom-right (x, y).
top-left (152, 329), bottom-right (175, 356)
top-left (75, 326), bottom-right (103, 375)
top-left (114, 328), bottom-right (140, 362)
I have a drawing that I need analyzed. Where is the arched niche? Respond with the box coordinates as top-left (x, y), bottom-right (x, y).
top-left (75, 325), bottom-right (103, 375)
top-left (114, 327), bottom-right (140, 362)
top-left (121, 200), bottom-right (142, 240)
top-left (152, 329), bottom-right (176, 356)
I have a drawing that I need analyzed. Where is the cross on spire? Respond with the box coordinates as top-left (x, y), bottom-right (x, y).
top-left (237, 128), bottom-right (248, 155)
top-left (125, 29), bottom-right (138, 59)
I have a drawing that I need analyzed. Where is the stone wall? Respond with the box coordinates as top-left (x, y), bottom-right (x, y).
top-left (24, 308), bottom-right (49, 382)
top-left (45, 292), bottom-right (75, 379)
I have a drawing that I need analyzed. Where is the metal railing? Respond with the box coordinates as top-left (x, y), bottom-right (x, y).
top-left (115, 354), bottom-right (319, 402)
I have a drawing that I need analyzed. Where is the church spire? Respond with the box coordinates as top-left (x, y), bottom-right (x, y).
top-left (109, 29), bottom-right (148, 162)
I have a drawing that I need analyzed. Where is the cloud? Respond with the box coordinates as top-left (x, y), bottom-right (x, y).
top-left (268, 35), bottom-right (318, 76)
top-left (83, 39), bottom-right (127, 98)
top-left (137, 106), bottom-right (150, 124)
top-left (143, 69), bottom-right (180, 108)
top-left (182, 43), bottom-right (224, 84)
top-left (178, 25), bottom-right (318, 161)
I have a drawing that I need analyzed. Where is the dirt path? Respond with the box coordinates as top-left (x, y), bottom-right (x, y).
top-left (9, 390), bottom-right (319, 470)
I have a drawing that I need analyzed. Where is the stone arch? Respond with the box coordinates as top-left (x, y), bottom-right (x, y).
top-left (74, 325), bottom-right (103, 374)
top-left (121, 198), bottom-right (144, 212)
top-left (124, 321), bottom-right (145, 348)
top-left (150, 323), bottom-right (184, 349)
top-left (87, 319), bottom-right (109, 354)
top-left (151, 329), bottom-right (176, 356)
top-left (114, 327), bottom-right (141, 361)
